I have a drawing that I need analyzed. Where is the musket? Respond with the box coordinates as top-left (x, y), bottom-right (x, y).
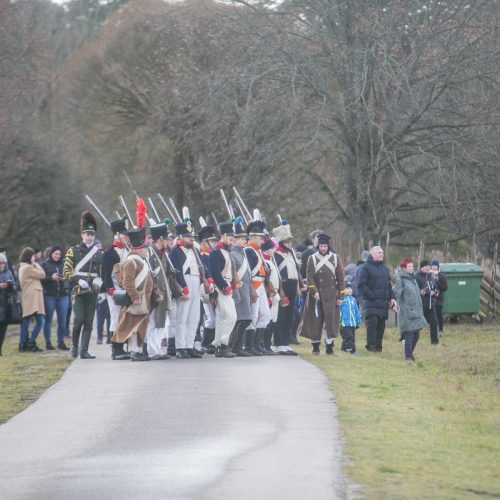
top-left (233, 197), bottom-right (248, 225)
top-left (169, 197), bottom-right (182, 223)
top-left (232, 187), bottom-right (253, 221)
top-left (85, 195), bottom-right (111, 230)
top-left (211, 211), bottom-right (220, 228)
top-left (219, 189), bottom-right (235, 219)
top-left (157, 193), bottom-right (179, 224)
top-left (148, 197), bottom-right (161, 223)
top-left (123, 170), bottom-right (139, 199)
top-left (119, 195), bottom-right (134, 227)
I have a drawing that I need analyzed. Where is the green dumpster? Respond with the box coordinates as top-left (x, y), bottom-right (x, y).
top-left (439, 263), bottom-right (484, 316)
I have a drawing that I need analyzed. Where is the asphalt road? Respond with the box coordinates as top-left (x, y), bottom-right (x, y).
top-left (0, 345), bottom-right (349, 500)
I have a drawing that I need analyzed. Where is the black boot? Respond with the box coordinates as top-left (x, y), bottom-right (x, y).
top-left (112, 342), bottom-right (130, 360)
top-left (19, 341), bottom-right (28, 353)
top-left (312, 342), bottom-right (320, 356)
top-left (325, 341), bottom-right (334, 355)
top-left (28, 340), bottom-right (42, 352)
top-left (201, 328), bottom-right (216, 354)
top-left (80, 351), bottom-right (96, 359)
top-left (233, 329), bottom-right (252, 357)
top-left (215, 345), bottom-right (237, 358)
top-left (57, 341), bottom-right (69, 351)
top-left (167, 338), bottom-right (176, 357)
top-left (106, 331), bottom-right (113, 344)
top-left (246, 329), bottom-right (263, 356)
top-left (176, 348), bottom-right (190, 359)
top-left (187, 348), bottom-right (204, 359)
top-left (261, 326), bottom-right (274, 355)
top-left (255, 329), bottom-right (267, 355)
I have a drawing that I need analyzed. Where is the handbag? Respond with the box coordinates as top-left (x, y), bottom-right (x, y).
top-left (7, 296), bottom-right (22, 324)
top-left (112, 289), bottom-right (131, 307)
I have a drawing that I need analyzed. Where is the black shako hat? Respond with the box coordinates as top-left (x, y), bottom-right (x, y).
top-left (246, 220), bottom-right (266, 236)
top-left (150, 223), bottom-right (169, 241)
top-left (110, 218), bottom-right (127, 235)
top-left (234, 221), bottom-right (247, 237)
top-left (127, 227), bottom-right (146, 249)
top-left (219, 221), bottom-right (236, 236)
top-left (176, 220), bottom-right (196, 237)
top-left (198, 225), bottom-right (217, 241)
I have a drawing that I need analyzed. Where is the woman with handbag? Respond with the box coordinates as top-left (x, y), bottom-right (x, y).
top-left (18, 247), bottom-right (46, 352)
top-left (0, 253), bottom-right (18, 355)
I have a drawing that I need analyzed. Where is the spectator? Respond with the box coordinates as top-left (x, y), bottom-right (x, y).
top-left (0, 247), bottom-right (19, 291)
top-left (415, 260), bottom-right (440, 345)
top-left (339, 280), bottom-right (361, 354)
top-left (431, 259), bottom-right (448, 337)
top-left (354, 250), bottom-right (370, 307)
top-left (357, 246), bottom-right (397, 352)
top-left (394, 258), bottom-right (428, 361)
top-left (0, 254), bottom-right (17, 356)
top-left (18, 247), bottom-right (46, 352)
top-left (41, 244), bottom-right (69, 350)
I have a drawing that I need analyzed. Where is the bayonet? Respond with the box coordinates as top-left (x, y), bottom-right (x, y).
top-left (157, 193), bottom-right (179, 224)
top-left (233, 187), bottom-right (252, 221)
top-left (119, 195), bottom-right (134, 227)
top-left (148, 197), bottom-right (161, 223)
top-left (85, 195), bottom-right (111, 230)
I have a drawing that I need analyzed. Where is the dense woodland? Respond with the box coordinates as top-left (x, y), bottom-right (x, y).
top-left (0, 0), bottom-right (499, 259)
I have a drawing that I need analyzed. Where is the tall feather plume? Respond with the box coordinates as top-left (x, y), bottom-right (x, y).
top-left (136, 198), bottom-right (147, 229)
top-left (182, 206), bottom-right (191, 221)
top-left (199, 216), bottom-right (207, 228)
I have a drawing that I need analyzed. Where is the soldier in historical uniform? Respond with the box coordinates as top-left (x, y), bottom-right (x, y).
top-left (244, 216), bottom-right (270, 356)
top-left (63, 211), bottom-right (103, 359)
top-left (113, 227), bottom-right (155, 361)
top-left (197, 219), bottom-right (217, 354)
top-left (229, 220), bottom-right (253, 356)
top-left (169, 211), bottom-right (204, 359)
top-left (208, 221), bottom-right (239, 358)
top-left (101, 217), bottom-right (129, 359)
top-left (273, 220), bottom-right (303, 356)
top-left (298, 233), bottom-right (345, 355)
top-left (146, 222), bottom-right (173, 360)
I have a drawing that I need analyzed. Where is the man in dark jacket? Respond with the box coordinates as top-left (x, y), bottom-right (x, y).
top-left (431, 259), bottom-right (448, 337)
top-left (415, 260), bottom-right (440, 344)
top-left (357, 246), bottom-right (397, 352)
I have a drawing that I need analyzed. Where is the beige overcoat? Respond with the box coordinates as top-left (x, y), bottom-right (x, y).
top-left (113, 254), bottom-right (154, 346)
top-left (19, 262), bottom-right (46, 318)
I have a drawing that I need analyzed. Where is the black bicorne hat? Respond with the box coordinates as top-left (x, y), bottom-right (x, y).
top-left (110, 218), bottom-right (127, 235)
top-left (150, 223), bottom-right (169, 241)
top-left (128, 227), bottom-right (146, 249)
top-left (317, 232), bottom-right (331, 246)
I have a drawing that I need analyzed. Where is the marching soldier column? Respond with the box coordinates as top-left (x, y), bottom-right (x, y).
top-left (72, 189), bottom-right (346, 361)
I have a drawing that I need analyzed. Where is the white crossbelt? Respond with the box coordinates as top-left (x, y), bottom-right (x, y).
top-left (74, 246), bottom-right (99, 274)
top-left (127, 254), bottom-right (149, 289)
top-left (313, 252), bottom-right (337, 275)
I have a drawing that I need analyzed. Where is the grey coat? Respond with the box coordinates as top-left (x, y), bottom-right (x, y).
top-left (230, 246), bottom-right (252, 321)
top-left (394, 269), bottom-right (428, 333)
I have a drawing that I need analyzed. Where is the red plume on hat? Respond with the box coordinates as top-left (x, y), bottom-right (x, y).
top-left (136, 198), bottom-right (147, 229)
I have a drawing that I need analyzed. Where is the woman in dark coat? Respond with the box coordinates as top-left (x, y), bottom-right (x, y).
top-left (0, 254), bottom-right (17, 355)
top-left (41, 245), bottom-right (69, 350)
top-left (394, 258), bottom-right (428, 361)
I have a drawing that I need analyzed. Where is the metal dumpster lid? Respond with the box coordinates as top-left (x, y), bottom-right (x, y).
top-left (439, 263), bottom-right (484, 274)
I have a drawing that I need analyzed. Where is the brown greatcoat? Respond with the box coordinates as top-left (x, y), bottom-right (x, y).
top-left (298, 251), bottom-right (344, 341)
top-left (113, 253), bottom-right (154, 346)
top-left (19, 262), bottom-right (46, 318)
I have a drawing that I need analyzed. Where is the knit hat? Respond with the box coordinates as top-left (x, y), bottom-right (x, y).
top-left (430, 259), bottom-right (440, 268)
top-left (420, 259), bottom-right (431, 268)
top-left (0, 254), bottom-right (7, 264)
top-left (345, 280), bottom-right (353, 289)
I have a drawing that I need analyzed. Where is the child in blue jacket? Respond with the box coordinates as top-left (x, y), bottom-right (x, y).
top-left (339, 281), bottom-right (361, 354)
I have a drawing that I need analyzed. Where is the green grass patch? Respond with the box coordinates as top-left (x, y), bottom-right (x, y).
top-left (0, 328), bottom-right (72, 424)
top-left (298, 323), bottom-right (500, 499)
